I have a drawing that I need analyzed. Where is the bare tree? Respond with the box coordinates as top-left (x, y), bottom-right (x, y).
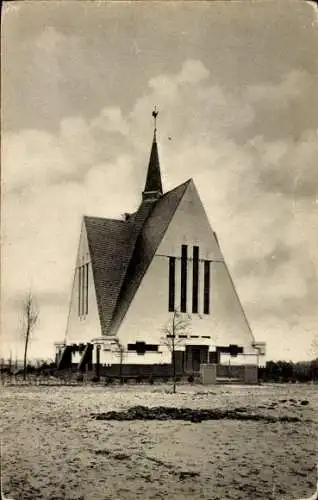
top-left (8, 350), bottom-right (13, 383)
top-left (112, 338), bottom-right (126, 385)
top-left (161, 311), bottom-right (191, 393)
top-left (22, 292), bottom-right (39, 381)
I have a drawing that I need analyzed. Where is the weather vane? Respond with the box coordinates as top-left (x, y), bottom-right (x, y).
top-left (152, 106), bottom-right (159, 132)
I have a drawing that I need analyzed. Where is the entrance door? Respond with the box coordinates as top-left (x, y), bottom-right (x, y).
top-left (185, 345), bottom-right (209, 372)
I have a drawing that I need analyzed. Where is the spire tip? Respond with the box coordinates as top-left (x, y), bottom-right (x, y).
top-left (152, 106), bottom-right (159, 133)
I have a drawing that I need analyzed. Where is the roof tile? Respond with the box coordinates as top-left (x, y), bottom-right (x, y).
top-left (84, 179), bottom-right (191, 336)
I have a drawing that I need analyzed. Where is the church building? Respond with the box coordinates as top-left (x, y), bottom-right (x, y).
top-left (56, 114), bottom-right (265, 375)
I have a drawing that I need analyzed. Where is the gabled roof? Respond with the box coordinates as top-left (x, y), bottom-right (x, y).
top-left (84, 179), bottom-right (192, 336)
top-left (84, 216), bottom-right (132, 335)
top-left (109, 179), bottom-right (192, 334)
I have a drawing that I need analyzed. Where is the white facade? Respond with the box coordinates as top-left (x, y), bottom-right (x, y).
top-left (61, 134), bottom-right (265, 371)
top-left (109, 180), bottom-right (259, 365)
top-left (66, 222), bottom-right (101, 344)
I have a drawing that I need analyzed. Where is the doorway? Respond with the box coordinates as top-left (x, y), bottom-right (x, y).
top-left (185, 345), bottom-right (209, 372)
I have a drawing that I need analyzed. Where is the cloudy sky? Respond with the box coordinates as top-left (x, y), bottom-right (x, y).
top-left (1, 0), bottom-right (317, 362)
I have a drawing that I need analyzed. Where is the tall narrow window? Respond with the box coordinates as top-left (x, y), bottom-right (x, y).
top-left (81, 265), bottom-right (85, 317)
top-left (78, 266), bottom-right (82, 316)
top-left (180, 245), bottom-right (188, 312)
top-left (192, 246), bottom-right (199, 313)
top-left (203, 260), bottom-right (210, 314)
top-left (85, 263), bottom-right (89, 315)
top-left (168, 257), bottom-right (175, 312)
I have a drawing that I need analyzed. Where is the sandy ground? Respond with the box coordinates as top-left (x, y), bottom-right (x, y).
top-left (1, 383), bottom-right (317, 500)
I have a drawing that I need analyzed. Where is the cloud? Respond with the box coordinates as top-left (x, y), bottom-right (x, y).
top-left (91, 107), bottom-right (129, 136)
top-left (2, 106), bottom-right (132, 194)
top-left (149, 59), bottom-right (209, 93)
top-left (244, 69), bottom-right (318, 142)
top-left (247, 129), bottom-right (318, 199)
top-left (2, 59), bottom-right (317, 361)
top-left (2, 129), bottom-right (67, 192)
top-left (247, 70), bottom-right (311, 105)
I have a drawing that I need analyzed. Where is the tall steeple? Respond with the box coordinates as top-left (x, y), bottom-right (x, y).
top-left (142, 108), bottom-right (163, 201)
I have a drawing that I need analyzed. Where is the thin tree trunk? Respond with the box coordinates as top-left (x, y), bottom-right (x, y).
top-left (119, 350), bottom-right (123, 385)
top-left (172, 311), bottom-right (176, 394)
top-left (172, 342), bottom-right (176, 394)
top-left (172, 328), bottom-right (176, 394)
top-left (95, 345), bottom-right (100, 379)
top-left (23, 324), bottom-right (30, 381)
top-left (9, 351), bottom-right (12, 383)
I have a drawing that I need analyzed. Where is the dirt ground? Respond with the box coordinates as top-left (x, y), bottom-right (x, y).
top-left (1, 383), bottom-right (317, 500)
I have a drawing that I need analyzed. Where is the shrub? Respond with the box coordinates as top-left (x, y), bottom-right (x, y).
top-left (76, 374), bottom-right (84, 383)
top-left (91, 376), bottom-right (100, 383)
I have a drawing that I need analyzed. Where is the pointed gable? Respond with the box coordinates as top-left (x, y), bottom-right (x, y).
top-left (158, 178), bottom-right (223, 261)
top-left (109, 179), bottom-right (191, 334)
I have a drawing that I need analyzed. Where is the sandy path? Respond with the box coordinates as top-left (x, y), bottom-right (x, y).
top-left (1, 384), bottom-right (317, 499)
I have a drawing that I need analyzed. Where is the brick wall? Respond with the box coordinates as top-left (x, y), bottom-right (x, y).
top-left (216, 364), bottom-right (245, 380)
top-left (97, 363), bottom-right (175, 379)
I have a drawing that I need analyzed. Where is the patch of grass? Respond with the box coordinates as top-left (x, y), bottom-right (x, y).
top-left (91, 405), bottom-right (307, 424)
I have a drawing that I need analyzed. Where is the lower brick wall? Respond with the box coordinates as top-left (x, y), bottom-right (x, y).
top-left (56, 362), bottom-right (258, 383)
top-left (216, 364), bottom-right (245, 380)
top-left (97, 363), bottom-right (175, 378)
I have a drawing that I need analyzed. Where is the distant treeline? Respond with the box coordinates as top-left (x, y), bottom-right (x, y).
top-left (259, 359), bottom-right (318, 383)
top-left (0, 361), bottom-right (56, 375)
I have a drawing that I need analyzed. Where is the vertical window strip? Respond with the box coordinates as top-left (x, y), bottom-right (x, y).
top-left (78, 266), bottom-right (82, 316)
top-left (168, 257), bottom-right (175, 312)
top-left (204, 260), bottom-right (210, 314)
top-left (81, 264), bottom-right (85, 317)
top-left (85, 263), bottom-right (89, 315)
top-left (192, 246), bottom-right (199, 313)
top-left (180, 245), bottom-right (188, 312)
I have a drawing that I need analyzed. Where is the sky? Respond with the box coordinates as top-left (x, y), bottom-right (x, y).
top-left (1, 0), bottom-right (318, 362)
